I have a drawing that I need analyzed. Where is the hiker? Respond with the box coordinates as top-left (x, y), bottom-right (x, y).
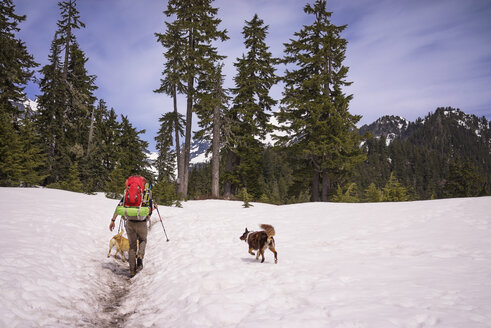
top-left (109, 176), bottom-right (157, 278)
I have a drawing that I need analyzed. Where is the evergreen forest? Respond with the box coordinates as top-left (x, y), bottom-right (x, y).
top-left (1, 0), bottom-right (489, 205)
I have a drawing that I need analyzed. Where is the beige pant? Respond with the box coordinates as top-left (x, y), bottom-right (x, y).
top-left (126, 219), bottom-right (148, 273)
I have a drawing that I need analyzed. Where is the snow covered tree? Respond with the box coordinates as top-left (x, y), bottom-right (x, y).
top-left (276, 0), bottom-right (365, 202)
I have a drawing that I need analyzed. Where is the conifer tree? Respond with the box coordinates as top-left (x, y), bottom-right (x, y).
top-left (36, 35), bottom-right (70, 184)
top-left (443, 160), bottom-right (480, 198)
top-left (333, 182), bottom-right (359, 203)
top-left (161, 0), bottom-right (228, 198)
top-left (56, 0), bottom-right (85, 81)
top-left (364, 182), bottom-right (382, 202)
top-left (228, 14), bottom-right (277, 198)
top-left (0, 0), bottom-right (38, 117)
top-left (383, 173), bottom-right (409, 202)
top-left (105, 166), bottom-right (125, 199)
top-left (195, 63), bottom-right (228, 198)
top-left (276, 0), bottom-right (364, 202)
top-left (155, 21), bottom-right (186, 194)
top-left (155, 111), bottom-right (184, 181)
top-left (0, 109), bottom-right (23, 186)
top-left (61, 161), bottom-right (83, 192)
top-left (117, 115), bottom-right (152, 179)
top-left (17, 109), bottom-right (46, 186)
top-left (0, 0), bottom-right (40, 186)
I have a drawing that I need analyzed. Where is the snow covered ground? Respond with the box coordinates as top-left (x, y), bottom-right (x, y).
top-left (1, 188), bottom-right (490, 327)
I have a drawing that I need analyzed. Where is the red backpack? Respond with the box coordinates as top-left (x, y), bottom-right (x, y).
top-left (124, 176), bottom-right (147, 207)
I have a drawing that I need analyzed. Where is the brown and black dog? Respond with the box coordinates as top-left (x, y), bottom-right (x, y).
top-left (240, 224), bottom-right (278, 264)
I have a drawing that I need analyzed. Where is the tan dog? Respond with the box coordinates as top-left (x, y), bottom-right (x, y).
top-left (107, 230), bottom-right (130, 262)
top-left (240, 224), bottom-right (278, 263)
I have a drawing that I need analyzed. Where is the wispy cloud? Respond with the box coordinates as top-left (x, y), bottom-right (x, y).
top-left (14, 0), bottom-right (491, 151)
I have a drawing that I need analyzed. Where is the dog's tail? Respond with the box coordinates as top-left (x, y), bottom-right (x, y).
top-left (260, 224), bottom-right (275, 239)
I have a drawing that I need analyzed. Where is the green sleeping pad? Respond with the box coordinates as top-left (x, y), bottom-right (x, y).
top-left (116, 206), bottom-right (150, 217)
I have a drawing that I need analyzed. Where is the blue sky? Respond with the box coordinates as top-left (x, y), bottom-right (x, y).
top-left (14, 0), bottom-right (491, 152)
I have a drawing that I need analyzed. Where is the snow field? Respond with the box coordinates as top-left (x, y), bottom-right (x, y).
top-left (1, 188), bottom-right (490, 327)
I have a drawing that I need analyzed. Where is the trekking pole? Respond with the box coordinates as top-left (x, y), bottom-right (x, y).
top-left (156, 207), bottom-right (169, 242)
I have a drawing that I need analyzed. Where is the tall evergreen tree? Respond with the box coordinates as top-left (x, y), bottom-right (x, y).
top-left (155, 111), bottom-right (184, 182)
top-left (276, 0), bottom-right (364, 201)
top-left (0, 0), bottom-right (38, 117)
top-left (162, 0), bottom-right (228, 199)
top-left (0, 0), bottom-right (40, 186)
top-left (56, 0), bottom-right (85, 81)
top-left (195, 63), bottom-right (228, 198)
top-left (383, 173), bottom-right (410, 202)
top-left (117, 115), bottom-right (152, 180)
top-left (228, 14), bottom-right (278, 198)
top-left (36, 34), bottom-right (68, 184)
top-left (155, 21), bottom-right (186, 195)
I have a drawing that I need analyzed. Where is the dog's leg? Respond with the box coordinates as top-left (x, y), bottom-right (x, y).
top-left (249, 247), bottom-right (255, 256)
top-left (119, 247), bottom-right (126, 262)
top-left (269, 245), bottom-right (278, 264)
top-left (108, 239), bottom-right (116, 257)
top-left (260, 249), bottom-right (265, 263)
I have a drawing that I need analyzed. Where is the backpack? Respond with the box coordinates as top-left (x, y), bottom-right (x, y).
top-left (124, 176), bottom-right (147, 207)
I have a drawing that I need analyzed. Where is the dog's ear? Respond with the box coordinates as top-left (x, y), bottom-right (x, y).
top-left (245, 228), bottom-right (248, 232)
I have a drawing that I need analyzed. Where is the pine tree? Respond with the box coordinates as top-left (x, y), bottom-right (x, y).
top-left (61, 161), bottom-right (83, 192)
top-left (0, 0), bottom-right (38, 117)
top-left (17, 109), bottom-right (46, 186)
top-left (117, 115), bottom-right (152, 180)
top-left (0, 109), bottom-right (23, 186)
top-left (153, 177), bottom-right (177, 206)
top-left (155, 111), bottom-right (184, 181)
top-left (105, 165), bottom-right (125, 199)
top-left (162, 0), bottom-right (228, 199)
top-left (383, 173), bottom-right (410, 202)
top-left (364, 182), bottom-right (382, 202)
top-left (228, 14), bottom-right (277, 198)
top-left (36, 35), bottom-right (69, 185)
top-left (443, 159), bottom-right (480, 198)
top-left (276, 0), bottom-right (364, 202)
top-left (333, 182), bottom-right (359, 203)
top-left (0, 0), bottom-right (40, 186)
top-left (56, 0), bottom-right (85, 81)
top-left (241, 187), bottom-right (253, 208)
top-left (155, 21), bottom-right (186, 195)
top-left (195, 63), bottom-right (228, 198)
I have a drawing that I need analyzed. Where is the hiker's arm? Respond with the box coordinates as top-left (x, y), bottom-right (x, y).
top-left (109, 211), bottom-right (117, 231)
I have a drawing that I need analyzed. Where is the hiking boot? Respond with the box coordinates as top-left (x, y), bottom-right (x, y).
top-left (129, 270), bottom-right (136, 278)
top-left (136, 258), bottom-right (143, 271)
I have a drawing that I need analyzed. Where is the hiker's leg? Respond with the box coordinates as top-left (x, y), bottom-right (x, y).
top-left (126, 220), bottom-right (138, 274)
top-left (136, 221), bottom-right (148, 260)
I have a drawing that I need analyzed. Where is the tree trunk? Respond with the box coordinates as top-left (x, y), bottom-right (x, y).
top-left (63, 2), bottom-right (72, 81)
top-left (321, 170), bottom-right (329, 202)
top-left (182, 26), bottom-right (195, 199)
top-left (173, 86), bottom-right (183, 197)
top-left (312, 170), bottom-right (320, 202)
top-left (86, 105), bottom-right (95, 156)
top-left (223, 149), bottom-right (234, 199)
top-left (211, 102), bottom-right (220, 198)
